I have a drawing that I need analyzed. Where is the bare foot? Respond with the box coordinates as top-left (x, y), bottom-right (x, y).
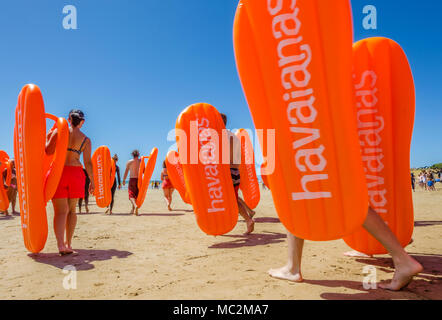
top-left (130, 207), bottom-right (134, 215)
top-left (109, 210), bottom-right (112, 215)
top-left (105, 208), bottom-right (109, 214)
top-left (86, 207), bottom-right (89, 214)
top-left (249, 210), bottom-right (256, 218)
top-left (244, 219), bottom-right (255, 235)
top-left (343, 250), bottom-right (373, 258)
top-left (168, 205), bottom-right (172, 211)
top-left (135, 208), bottom-right (139, 216)
top-left (268, 265), bottom-right (303, 282)
top-left (379, 257), bottom-right (423, 291)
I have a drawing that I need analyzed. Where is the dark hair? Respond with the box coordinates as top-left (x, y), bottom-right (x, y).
top-left (69, 109), bottom-right (85, 127)
top-left (131, 150), bottom-right (140, 158)
top-left (163, 160), bottom-right (166, 169)
top-left (220, 113), bottom-right (227, 126)
top-left (112, 154), bottom-right (119, 161)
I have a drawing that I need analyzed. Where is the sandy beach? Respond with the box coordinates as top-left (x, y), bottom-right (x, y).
top-left (0, 185), bottom-right (440, 300)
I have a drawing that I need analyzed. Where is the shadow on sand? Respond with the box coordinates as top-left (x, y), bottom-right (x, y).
top-left (301, 253), bottom-right (442, 300)
top-left (29, 248), bottom-right (133, 271)
top-left (253, 217), bottom-right (281, 224)
top-left (209, 232), bottom-right (286, 249)
top-left (414, 220), bottom-right (442, 227)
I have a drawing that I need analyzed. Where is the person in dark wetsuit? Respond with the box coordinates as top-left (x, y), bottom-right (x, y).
top-left (106, 154), bottom-right (122, 215)
top-left (78, 168), bottom-right (90, 214)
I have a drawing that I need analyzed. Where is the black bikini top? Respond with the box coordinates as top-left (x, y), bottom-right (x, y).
top-left (68, 137), bottom-right (87, 155)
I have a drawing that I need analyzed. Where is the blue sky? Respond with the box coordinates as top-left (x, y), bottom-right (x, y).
top-left (0, 0), bottom-right (440, 180)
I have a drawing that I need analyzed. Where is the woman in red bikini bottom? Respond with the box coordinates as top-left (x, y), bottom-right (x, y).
top-left (161, 160), bottom-right (174, 211)
top-left (46, 109), bottom-right (95, 256)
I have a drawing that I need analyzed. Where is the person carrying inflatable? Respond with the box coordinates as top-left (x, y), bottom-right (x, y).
top-left (161, 160), bottom-right (175, 211)
top-left (46, 109), bottom-right (95, 255)
top-left (122, 149), bottom-right (141, 215)
top-left (106, 154), bottom-right (122, 215)
top-left (4, 159), bottom-right (17, 215)
top-left (220, 113), bottom-right (255, 235)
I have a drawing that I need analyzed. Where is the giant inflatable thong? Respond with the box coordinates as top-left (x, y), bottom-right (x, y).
top-left (92, 146), bottom-right (113, 208)
top-left (136, 147), bottom-right (158, 208)
top-left (235, 129), bottom-right (260, 209)
top-left (14, 84), bottom-right (69, 253)
top-left (176, 103), bottom-right (239, 236)
top-left (343, 37), bottom-right (416, 255)
top-left (166, 150), bottom-right (191, 204)
top-left (233, 0), bottom-right (368, 240)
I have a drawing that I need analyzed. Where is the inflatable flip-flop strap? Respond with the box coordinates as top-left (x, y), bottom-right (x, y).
top-left (233, 0), bottom-right (368, 240)
top-left (175, 103), bottom-right (239, 236)
top-left (136, 148), bottom-right (158, 209)
top-left (43, 113), bottom-right (69, 203)
top-left (343, 37), bottom-right (415, 255)
top-left (165, 150), bottom-right (191, 204)
top-left (236, 129), bottom-right (260, 209)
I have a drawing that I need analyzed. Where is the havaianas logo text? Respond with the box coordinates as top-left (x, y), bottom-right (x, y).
top-left (198, 118), bottom-right (225, 213)
top-left (355, 70), bottom-right (387, 216)
top-left (17, 107), bottom-right (28, 228)
top-left (268, 0), bottom-right (331, 201)
top-left (96, 154), bottom-right (105, 200)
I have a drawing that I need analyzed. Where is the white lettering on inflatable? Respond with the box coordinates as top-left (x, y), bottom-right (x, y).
top-left (355, 70), bottom-right (387, 215)
top-left (268, 0), bottom-right (331, 201)
top-left (96, 155), bottom-right (104, 200)
top-left (197, 119), bottom-right (225, 213)
top-left (17, 108), bottom-right (28, 223)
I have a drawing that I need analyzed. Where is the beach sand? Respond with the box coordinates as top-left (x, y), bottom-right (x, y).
top-left (0, 185), bottom-right (440, 300)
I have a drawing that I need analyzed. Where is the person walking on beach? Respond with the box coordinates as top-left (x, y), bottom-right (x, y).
top-left (106, 154), bottom-right (122, 215)
top-left (78, 168), bottom-right (90, 214)
top-left (46, 109), bottom-right (94, 256)
top-left (1, 160), bottom-right (17, 216)
top-left (220, 113), bottom-right (255, 235)
top-left (122, 150), bottom-right (141, 216)
top-left (161, 160), bottom-right (175, 211)
top-left (411, 172), bottom-right (415, 192)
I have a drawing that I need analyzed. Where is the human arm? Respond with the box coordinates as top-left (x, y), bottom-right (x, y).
top-left (82, 138), bottom-right (95, 194)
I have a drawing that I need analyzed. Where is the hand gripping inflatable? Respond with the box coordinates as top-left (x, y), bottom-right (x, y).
top-left (165, 150), bottom-right (191, 204)
top-left (92, 146), bottom-right (113, 208)
top-left (233, 0), bottom-right (368, 240)
top-left (0, 151), bottom-right (11, 212)
top-left (343, 38), bottom-right (416, 255)
top-left (136, 147), bottom-right (158, 208)
top-left (176, 103), bottom-right (239, 236)
top-left (14, 84), bottom-right (69, 253)
top-left (235, 129), bottom-right (260, 209)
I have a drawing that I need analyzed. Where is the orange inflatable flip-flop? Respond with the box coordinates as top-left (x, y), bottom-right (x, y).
top-left (14, 84), bottom-right (69, 253)
top-left (0, 151), bottom-right (11, 212)
top-left (235, 129), bottom-right (260, 209)
top-left (92, 146), bottom-right (113, 208)
top-left (233, 0), bottom-right (368, 240)
top-left (136, 147), bottom-right (158, 209)
top-left (343, 38), bottom-right (416, 255)
top-left (176, 103), bottom-right (239, 236)
top-left (166, 150), bottom-right (191, 204)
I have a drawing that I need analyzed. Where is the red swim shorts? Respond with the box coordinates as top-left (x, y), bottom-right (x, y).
top-left (129, 178), bottom-right (139, 199)
top-left (162, 178), bottom-right (174, 190)
top-left (53, 166), bottom-right (86, 199)
top-left (234, 185), bottom-right (240, 200)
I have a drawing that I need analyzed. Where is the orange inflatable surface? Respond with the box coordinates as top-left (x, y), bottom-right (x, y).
top-left (166, 150), bottom-right (191, 204)
top-left (233, 0), bottom-right (368, 240)
top-left (176, 103), bottom-right (239, 236)
top-left (136, 147), bottom-right (158, 209)
top-left (235, 129), bottom-right (260, 209)
top-left (92, 146), bottom-right (113, 208)
top-left (0, 151), bottom-right (11, 212)
top-left (14, 84), bottom-right (69, 253)
top-left (343, 38), bottom-right (416, 255)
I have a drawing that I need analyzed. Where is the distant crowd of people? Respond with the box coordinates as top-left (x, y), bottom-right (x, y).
top-left (411, 169), bottom-right (441, 192)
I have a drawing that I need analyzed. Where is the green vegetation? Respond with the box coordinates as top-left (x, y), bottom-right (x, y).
top-left (431, 163), bottom-right (442, 169)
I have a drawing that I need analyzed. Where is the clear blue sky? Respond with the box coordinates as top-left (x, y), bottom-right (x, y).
top-left (0, 0), bottom-right (440, 180)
